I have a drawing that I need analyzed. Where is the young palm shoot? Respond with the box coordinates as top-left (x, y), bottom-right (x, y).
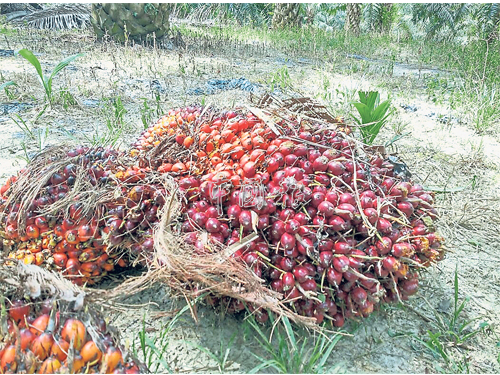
top-left (17, 48), bottom-right (83, 105)
top-left (351, 91), bottom-right (392, 145)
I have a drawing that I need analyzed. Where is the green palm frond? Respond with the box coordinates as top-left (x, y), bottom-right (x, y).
top-left (363, 3), bottom-right (383, 31)
top-left (412, 3), bottom-right (471, 39)
top-left (172, 3), bottom-right (272, 27)
top-left (474, 3), bottom-right (500, 37)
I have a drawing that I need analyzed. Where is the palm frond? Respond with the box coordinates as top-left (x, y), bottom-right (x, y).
top-left (474, 3), bottom-right (500, 37)
top-left (363, 3), bottom-right (383, 31)
top-left (13, 4), bottom-right (91, 30)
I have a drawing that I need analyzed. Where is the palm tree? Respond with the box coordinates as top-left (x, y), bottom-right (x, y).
top-left (364, 3), bottom-right (393, 32)
top-left (272, 3), bottom-right (302, 29)
top-left (474, 3), bottom-right (500, 40)
top-left (345, 3), bottom-right (361, 35)
top-left (411, 3), bottom-right (471, 40)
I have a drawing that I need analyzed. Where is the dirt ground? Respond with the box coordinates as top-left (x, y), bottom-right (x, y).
top-left (1, 26), bottom-right (499, 373)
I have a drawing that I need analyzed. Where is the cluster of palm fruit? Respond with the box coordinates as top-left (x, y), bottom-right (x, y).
top-left (0, 146), bottom-right (166, 285)
top-left (0, 103), bottom-right (446, 326)
top-left (130, 106), bottom-right (445, 325)
top-left (0, 292), bottom-right (143, 373)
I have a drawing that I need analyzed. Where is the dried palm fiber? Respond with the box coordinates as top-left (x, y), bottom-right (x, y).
top-left (11, 4), bottom-right (90, 30)
top-left (149, 176), bottom-right (319, 328)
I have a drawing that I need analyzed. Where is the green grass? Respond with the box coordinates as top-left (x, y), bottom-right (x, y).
top-left (393, 267), bottom-right (491, 373)
top-left (244, 313), bottom-right (345, 374)
top-left (132, 303), bottom-right (193, 373)
top-left (178, 24), bottom-right (500, 135)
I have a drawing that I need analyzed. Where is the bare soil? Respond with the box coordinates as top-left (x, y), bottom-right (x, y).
top-left (0, 27), bottom-right (499, 373)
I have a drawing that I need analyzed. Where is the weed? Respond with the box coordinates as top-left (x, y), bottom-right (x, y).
top-left (17, 48), bottom-right (83, 104)
top-left (471, 85), bottom-right (499, 133)
top-left (140, 94), bottom-right (163, 129)
top-left (10, 104), bottom-right (49, 140)
top-left (11, 113), bottom-right (34, 139)
top-left (267, 66), bottom-right (293, 93)
top-left (245, 313), bottom-right (344, 374)
top-left (59, 88), bottom-right (78, 110)
top-left (132, 303), bottom-right (193, 374)
top-left (61, 97), bottom-right (127, 147)
top-left (1, 81), bottom-right (17, 100)
top-left (17, 127), bottom-right (50, 163)
top-left (351, 91), bottom-right (393, 145)
top-left (185, 333), bottom-right (237, 373)
top-left (397, 267), bottom-right (490, 373)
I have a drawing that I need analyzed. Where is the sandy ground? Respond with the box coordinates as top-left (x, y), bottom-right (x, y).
top-left (0, 27), bottom-right (499, 373)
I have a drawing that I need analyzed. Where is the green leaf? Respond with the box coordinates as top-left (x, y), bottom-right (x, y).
top-left (18, 49), bottom-right (44, 84)
top-left (365, 91), bottom-right (380, 112)
top-left (358, 90), bottom-right (368, 104)
top-left (281, 316), bottom-right (298, 353)
top-left (316, 333), bottom-right (342, 369)
top-left (0, 81), bottom-right (17, 90)
top-left (352, 102), bottom-right (372, 124)
top-left (47, 53), bottom-right (84, 89)
top-left (372, 99), bottom-right (391, 121)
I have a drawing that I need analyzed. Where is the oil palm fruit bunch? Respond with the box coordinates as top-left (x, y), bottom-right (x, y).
top-left (0, 146), bottom-right (164, 285)
top-left (130, 106), bottom-right (445, 326)
top-left (0, 265), bottom-right (145, 374)
top-left (91, 3), bottom-right (171, 43)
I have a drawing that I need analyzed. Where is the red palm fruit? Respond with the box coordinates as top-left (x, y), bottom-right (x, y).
top-left (351, 286), bottom-right (368, 304)
top-left (333, 313), bottom-right (345, 327)
top-left (61, 318), bottom-right (86, 350)
top-left (69, 354), bottom-right (85, 373)
top-left (80, 340), bottom-right (102, 363)
top-left (333, 241), bottom-right (351, 254)
top-left (280, 233), bottom-right (296, 251)
top-left (51, 338), bottom-right (70, 361)
top-left (103, 346), bottom-right (124, 373)
top-left (8, 299), bottom-right (30, 323)
top-left (30, 314), bottom-right (50, 336)
top-left (300, 279), bottom-right (317, 291)
top-left (376, 237), bottom-right (392, 255)
top-left (65, 229), bottom-right (79, 245)
top-left (65, 258), bottom-right (80, 275)
top-left (333, 256), bottom-right (349, 273)
top-left (326, 267), bottom-right (342, 287)
top-left (35, 216), bottom-right (49, 230)
top-left (0, 345), bottom-right (17, 372)
top-left (40, 357), bottom-right (62, 374)
top-left (31, 332), bottom-right (54, 360)
top-left (17, 328), bottom-right (35, 351)
top-left (77, 224), bottom-right (95, 242)
top-left (53, 253), bottom-right (68, 268)
top-left (281, 272), bottom-right (295, 291)
top-left (382, 256), bottom-right (399, 272)
top-left (61, 218), bottom-right (77, 231)
top-left (26, 224), bottom-right (40, 239)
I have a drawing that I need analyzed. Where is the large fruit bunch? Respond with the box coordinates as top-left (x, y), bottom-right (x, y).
top-left (0, 146), bottom-right (166, 285)
top-left (0, 263), bottom-right (145, 374)
top-left (131, 105), bottom-right (445, 326)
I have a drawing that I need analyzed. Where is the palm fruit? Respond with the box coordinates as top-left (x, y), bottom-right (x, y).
top-left (91, 3), bottom-right (171, 42)
top-left (0, 263), bottom-right (145, 374)
top-left (0, 146), bottom-right (164, 285)
top-left (130, 105), bottom-right (445, 326)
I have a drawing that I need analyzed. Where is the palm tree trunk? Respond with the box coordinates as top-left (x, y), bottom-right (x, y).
top-left (272, 3), bottom-right (301, 29)
top-left (345, 3), bottom-right (361, 36)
